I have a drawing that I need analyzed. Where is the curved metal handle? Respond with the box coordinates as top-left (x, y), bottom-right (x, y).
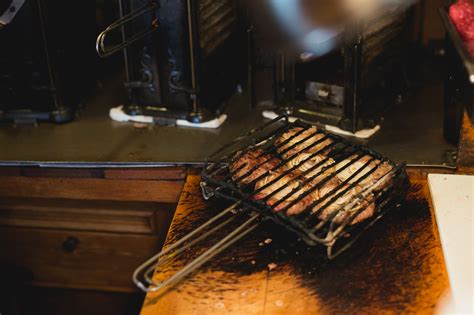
top-left (132, 202), bottom-right (260, 293)
top-left (96, 1), bottom-right (159, 58)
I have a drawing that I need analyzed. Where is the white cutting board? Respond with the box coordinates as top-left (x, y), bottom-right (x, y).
top-left (428, 174), bottom-right (473, 314)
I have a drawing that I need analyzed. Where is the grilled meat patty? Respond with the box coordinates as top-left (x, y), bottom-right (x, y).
top-left (253, 172), bottom-right (317, 215)
top-left (253, 172), bottom-right (375, 224)
top-left (312, 180), bottom-right (375, 225)
top-left (335, 155), bottom-right (393, 188)
top-left (253, 173), bottom-right (299, 201)
top-left (286, 153), bottom-right (336, 182)
top-left (229, 149), bottom-right (281, 185)
top-left (275, 127), bottom-right (333, 159)
top-left (230, 139), bottom-right (392, 225)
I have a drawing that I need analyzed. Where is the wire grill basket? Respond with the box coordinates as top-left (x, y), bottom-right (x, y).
top-left (133, 115), bottom-right (410, 293)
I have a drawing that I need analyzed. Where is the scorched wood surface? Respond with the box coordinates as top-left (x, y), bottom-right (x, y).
top-left (141, 172), bottom-right (449, 314)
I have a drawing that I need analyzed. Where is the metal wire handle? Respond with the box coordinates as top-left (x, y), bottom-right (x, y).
top-left (96, 1), bottom-right (159, 58)
top-left (132, 201), bottom-right (260, 293)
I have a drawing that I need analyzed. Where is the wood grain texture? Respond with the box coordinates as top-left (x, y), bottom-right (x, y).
top-left (0, 176), bottom-right (184, 203)
top-left (21, 168), bottom-right (104, 178)
top-left (0, 227), bottom-right (164, 292)
top-left (141, 174), bottom-right (449, 314)
top-left (104, 168), bottom-right (187, 180)
top-left (0, 198), bottom-right (174, 234)
top-left (0, 166), bottom-right (187, 180)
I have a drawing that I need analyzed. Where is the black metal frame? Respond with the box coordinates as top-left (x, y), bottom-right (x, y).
top-left (248, 5), bottom-right (417, 133)
top-left (248, 29), bottom-right (383, 133)
top-left (201, 115), bottom-right (410, 257)
top-left (339, 24), bottom-right (363, 133)
top-left (100, 0), bottom-right (245, 123)
top-left (0, 0), bottom-right (95, 124)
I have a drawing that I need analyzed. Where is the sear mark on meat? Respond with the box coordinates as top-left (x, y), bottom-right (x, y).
top-left (335, 155), bottom-right (394, 189)
top-left (275, 127), bottom-right (333, 159)
top-left (312, 180), bottom-right (375, 225)
top-left (286, 153), bottom-right (336, 182)
top-left (228, 136), bottom-right (393, 226)
top-left (253, 172), bottom-right (317, 215)
top-left (229, 149), bottom-right (281, 185)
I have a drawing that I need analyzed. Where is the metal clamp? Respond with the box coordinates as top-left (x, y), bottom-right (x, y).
top-left (200, 181), bottom-right (215, 200)
top-left (96, 1), bottom-right (159, 58)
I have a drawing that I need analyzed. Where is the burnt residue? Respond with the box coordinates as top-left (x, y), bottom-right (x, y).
top-left (157, 183), bottom-right (445, 312)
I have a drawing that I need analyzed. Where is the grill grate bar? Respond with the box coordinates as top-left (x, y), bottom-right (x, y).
top-left (326, 167), bottom-right (401, 236)
top-left (230, 129), bottom-right (332, 186)
top-left (204, 116), bottom-right (290, 174)
top-left (305, 157), bottom-right (380, 223)
top-left (251, 141), bottom-right (341, 202)
top-left (270, 152), bottom-right (369, 218)
top-left (206, 115), bottom-right (288, 161)
top-left (224, 138), bottom-right (338, 212)
top-left (225, 126), bottom-right (315, 180)
top-left (261, 145), bottom-right (354, 209)
top-left (201, 115), bottom-right (409, 255)
top-left (307, 165), bottom-right (381, 234)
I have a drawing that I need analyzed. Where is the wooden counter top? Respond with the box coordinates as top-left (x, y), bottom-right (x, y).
top-left (140, 113), bottom-right (474, 314)
top-left (458, 111), bottom-right (474, 173)
top-left (140, 170), bottom-right (450, 314)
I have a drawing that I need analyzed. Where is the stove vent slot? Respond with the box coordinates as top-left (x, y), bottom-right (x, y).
top-left (198, 0), bottom-right (237, 57)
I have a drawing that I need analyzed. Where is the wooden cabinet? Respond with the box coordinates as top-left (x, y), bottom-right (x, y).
top-left (0, 167), bottom-right (186, 314)
top-left (0, 198), bottom-right (171, 234)
top-left (0, 226), bottom-right (162, 292)
top-left (0, 176), bottom-right (183, 203)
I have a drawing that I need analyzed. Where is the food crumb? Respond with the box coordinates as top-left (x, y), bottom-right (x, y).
top-left (267, 263), bottom-right (277, 271)
top-left (259, 242), bottom-right (264, 246)
top-left (264, 238), bottom-right (272, 244)
top-left (133, 122), bottom-right (148, 129)
top-left (240, 291), bottom-right (248, 297)
top-left (251, 260), bottom-right (256, 265)
top-left (214, 302), bottom-right (225, 309)
top-left (275, 300), bottom-right (284, 307)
